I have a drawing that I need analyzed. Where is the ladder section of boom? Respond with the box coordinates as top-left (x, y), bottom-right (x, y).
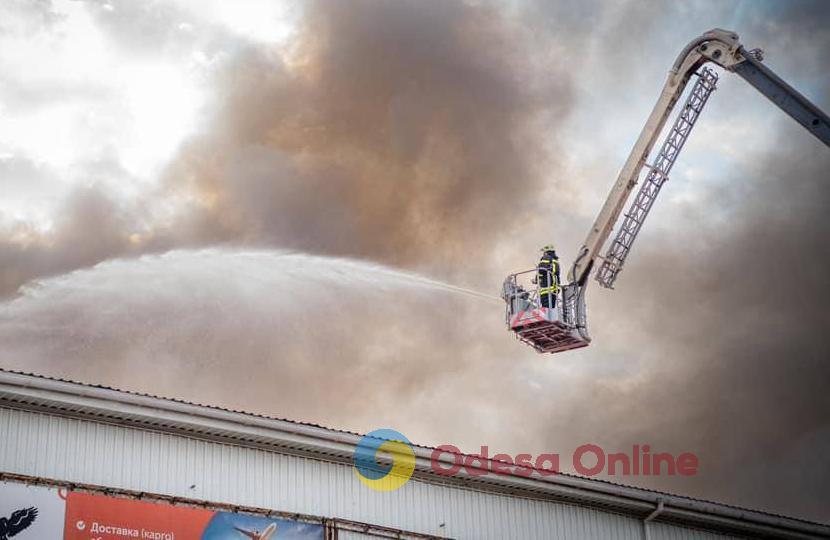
top-left (596, 67), bottom-right (719, 289)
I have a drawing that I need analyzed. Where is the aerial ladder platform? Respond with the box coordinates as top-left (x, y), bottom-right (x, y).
top-left (502, 28), bottom-right (830, 354)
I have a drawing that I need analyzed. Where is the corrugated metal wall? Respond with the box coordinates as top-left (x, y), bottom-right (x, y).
top-left (0, 407), bottom-right (742, 540)
top-left (648, 522), bottom-right (744, 540)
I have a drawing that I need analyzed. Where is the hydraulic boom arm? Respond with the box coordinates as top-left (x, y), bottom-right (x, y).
top-left (568, 28), bottom-right (830, 287)
top-left (502, 28), bottom-right (829, 355)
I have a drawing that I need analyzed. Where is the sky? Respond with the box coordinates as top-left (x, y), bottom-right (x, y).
top-left (1, 0), bottom-right (829, 525)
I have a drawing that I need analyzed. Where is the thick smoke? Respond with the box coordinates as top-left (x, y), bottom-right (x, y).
top-left (0, 187), bottom-right (138, 296)
top-left (0, 0), bottom-right (567, 295)
top-left (161, 0), bottom-right (567, 280)
top-left (571, 138), bottom-right (830, 520)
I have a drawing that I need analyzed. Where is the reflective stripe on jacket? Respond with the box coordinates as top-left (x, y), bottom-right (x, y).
top-left (537, 254), bottom-right (560, 294)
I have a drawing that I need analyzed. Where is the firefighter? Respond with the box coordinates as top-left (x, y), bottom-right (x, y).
top-left (537, 244), bottom-right (560, 309)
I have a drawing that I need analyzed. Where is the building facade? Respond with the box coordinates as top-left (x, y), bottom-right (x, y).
top-left (0, 370), bottom-right (826, 539)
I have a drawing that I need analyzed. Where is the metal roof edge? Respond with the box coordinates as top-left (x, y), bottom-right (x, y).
top-left (0, 368), bottom-right (827, 539)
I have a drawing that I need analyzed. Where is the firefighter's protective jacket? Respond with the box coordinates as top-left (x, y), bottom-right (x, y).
top-left (537, 250), bottom-right (560, 297)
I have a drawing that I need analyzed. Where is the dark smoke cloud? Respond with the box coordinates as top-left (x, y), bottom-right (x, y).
top-left (530, 139), bottom-right (830, 521)
top-left (162, 0), bottom-right (569, 278)
top-left (602, 139), bottom-right (830, 517)
top-left (0, 0), bottom-right (569, 294)
top-left (0, 186), bottom-right (140, 296)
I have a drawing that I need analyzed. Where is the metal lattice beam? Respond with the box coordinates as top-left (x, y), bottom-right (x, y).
top-left (596, 67), bottom-right (718, 289)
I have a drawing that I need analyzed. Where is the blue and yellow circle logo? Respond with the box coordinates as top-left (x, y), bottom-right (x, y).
top-left (353, 428), bottom-right (416, 492)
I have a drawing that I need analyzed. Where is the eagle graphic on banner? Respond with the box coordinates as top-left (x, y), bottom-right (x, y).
top-left (0, 507), bottom-right (37, 539)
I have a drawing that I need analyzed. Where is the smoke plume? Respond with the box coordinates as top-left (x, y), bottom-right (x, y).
top-left (161, 0), bottom-right (568, 279)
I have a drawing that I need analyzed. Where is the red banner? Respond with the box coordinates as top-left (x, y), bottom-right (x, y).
top-left (1, 482), bottom-right (323, 539)
top-left (64, 492), bottom-right (214, 540)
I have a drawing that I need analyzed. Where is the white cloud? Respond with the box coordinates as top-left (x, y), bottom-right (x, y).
top-left (174, 0), bottom-right (298, 45)
top-left (0, 0), bottom-right (247, 220)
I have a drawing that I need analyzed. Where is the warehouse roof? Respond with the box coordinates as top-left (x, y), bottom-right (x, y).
top-left (0, 368), bottom-right (827, 539)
